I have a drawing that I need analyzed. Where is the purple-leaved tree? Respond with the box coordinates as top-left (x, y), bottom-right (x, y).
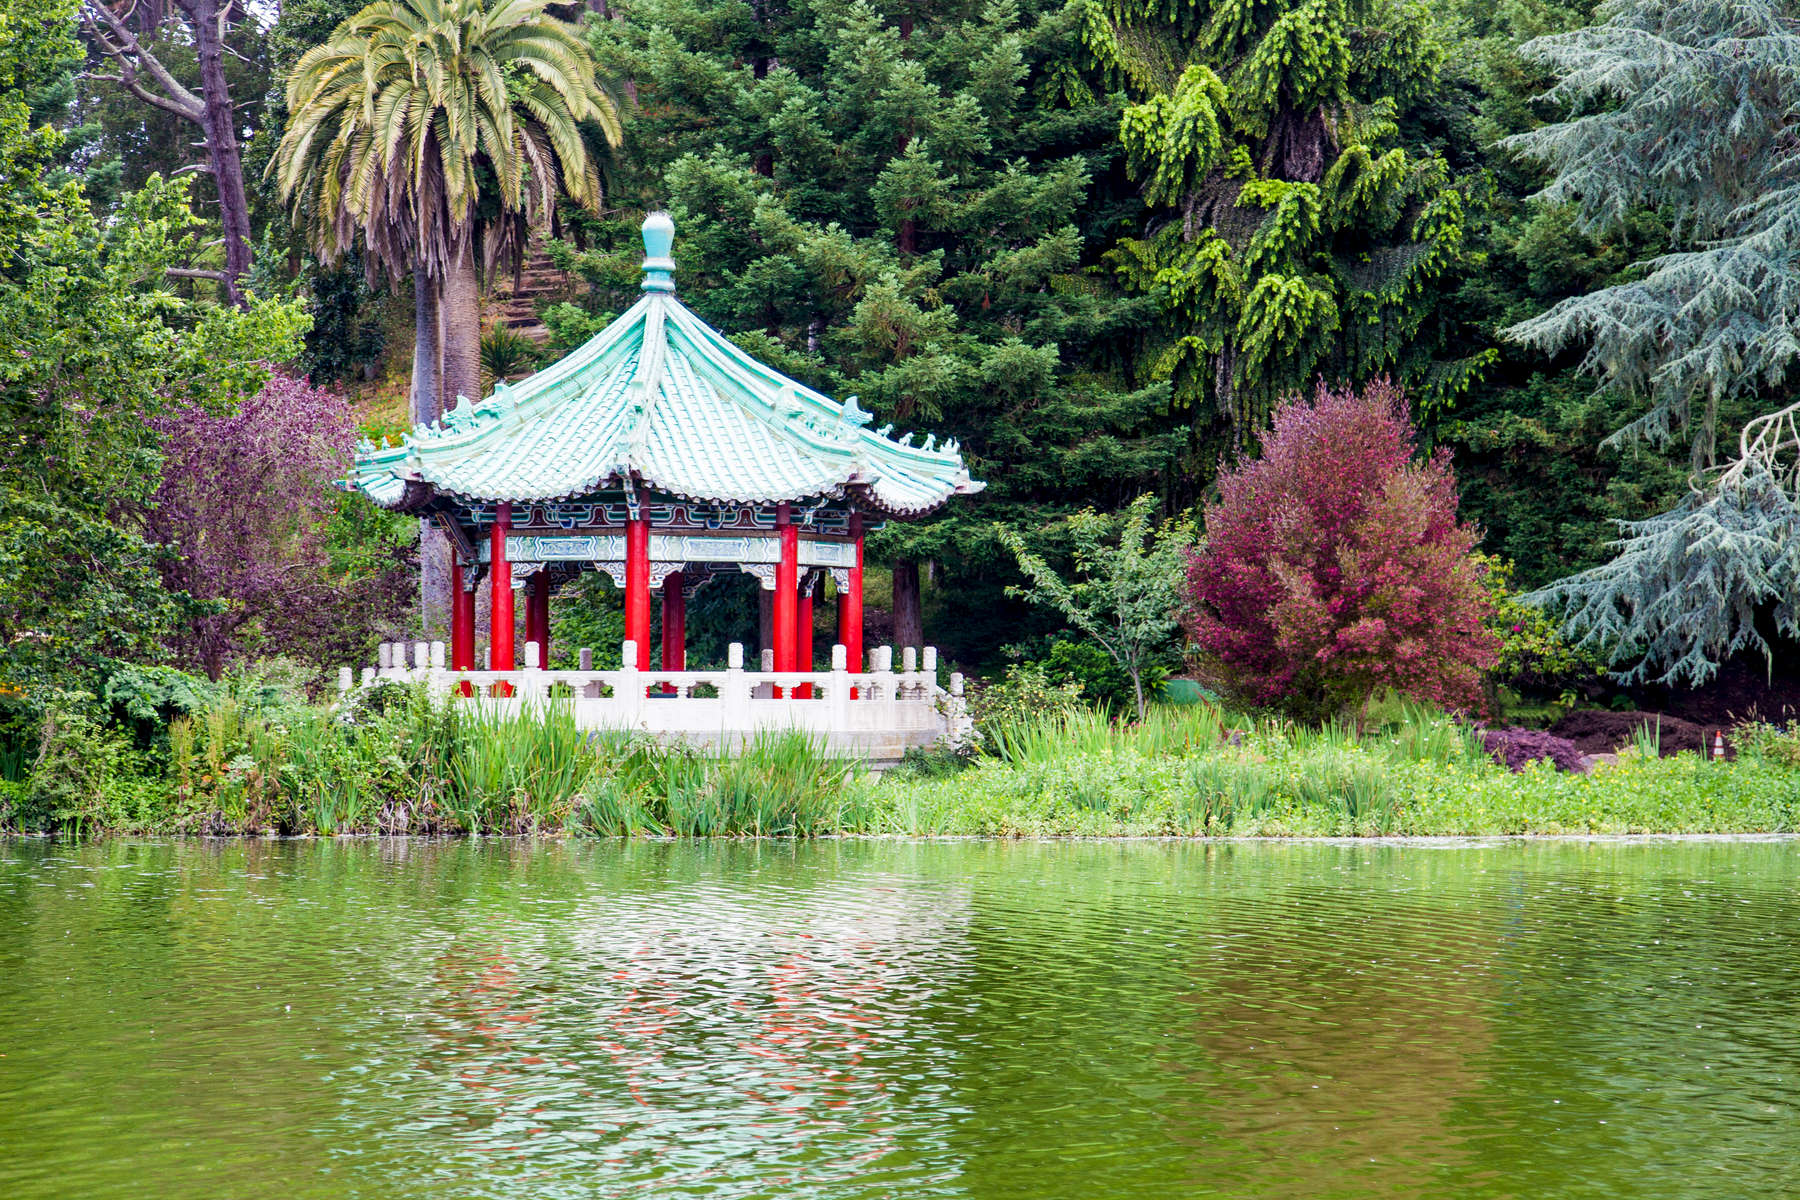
top-left (144, 374), bottom-right (410, 679)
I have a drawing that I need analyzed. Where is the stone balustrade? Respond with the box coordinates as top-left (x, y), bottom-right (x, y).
top-left (339, 640), bottom-right (969, 762)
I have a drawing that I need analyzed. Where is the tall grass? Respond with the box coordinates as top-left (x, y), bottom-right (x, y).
top-left (987, 704), bottom-right (1236, 764)
top-left (152, 686), bottom-right (870, 838)
top-left (657, 732), bottom-right (866, 836)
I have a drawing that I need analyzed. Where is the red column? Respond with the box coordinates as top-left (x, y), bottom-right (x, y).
top-left (525, 574), bottom-right (551, 666)
top-left (661, 571), bottom-right (685, 671)
top-left (625, 515), bottom-right (651, 670)
top-left (795, 572), bottom-right (814, 697)
top-left (490, 503), bottom-right (515, 691)
top-left (523, 573), bottom-right (541, 661)
top-left (846, 513), bottom-right (864, 672)
top-left (773, 504), bottom-right (797, 689)
top-left (451, 558), bottom-right (475, 695)
top-left (840, 513), bottom-right (864, 698)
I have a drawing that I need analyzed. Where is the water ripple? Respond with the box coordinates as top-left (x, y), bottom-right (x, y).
top-left (0, 838), bottom-right (1795, 1199)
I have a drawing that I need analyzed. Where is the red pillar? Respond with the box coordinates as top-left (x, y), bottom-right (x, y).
top-left (773, 504), bottom-right (797, 686)
top-left (490, 503), bottom-right (515, 692)
top-left (625, 514), bottom-right (651, 670)
top-left (451, 558), bottom-right (475, 695)
top-left (523, 573), bottom-right (541, 661)
top-left (525, 574), bottom-right (550, 666)
top-left (661, 571), bottom-right (685, 671)
top-left (846, 513), bottom-right (864, 672)
top-left (839, 513), bottom-right (864, 698)
top-left (795, 572), bottom-right (814, 697)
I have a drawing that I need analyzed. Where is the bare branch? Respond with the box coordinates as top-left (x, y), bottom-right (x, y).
top-left (165, 267), bottom-right (229, 281)
top-left (80, 0), bottom-right (205, 122)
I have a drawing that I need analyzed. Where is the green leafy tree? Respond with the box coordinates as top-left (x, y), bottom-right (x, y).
top-left (1502, 0), bottom-right (1800, 684)
top-left (568, 0), bottom-right (1179, 660)
top-left (0, 0), bottom-right (308, 725)
top-left (997, 494), bottom-right (1196, 718)
top-left (1085, 0), bottom-right (1492, 449)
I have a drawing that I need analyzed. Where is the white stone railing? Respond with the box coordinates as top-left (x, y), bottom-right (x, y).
top-left (337, 640), bottom-right (969, 758)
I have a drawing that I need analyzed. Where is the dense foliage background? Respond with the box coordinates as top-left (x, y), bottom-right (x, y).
top-left (4, 0), bottom-right (1799, 786)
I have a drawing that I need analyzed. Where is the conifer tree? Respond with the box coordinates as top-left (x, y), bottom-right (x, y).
top-left (563, 0), bottom-right (1178, 659)
top-left (1504, 0), bottom-right (1800, 685)
top-left (1084, 0), bottom-right (1492, 448)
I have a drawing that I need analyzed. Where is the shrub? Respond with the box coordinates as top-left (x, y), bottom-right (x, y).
top-left (1036, 639), bottom-right (1170, 714)
top-left (480, 325), bottom-right (541, 386)
top-left (1482, 728), bottom-right (1585, 773)
top-left (143, 374), bottom-right (375, 679)
top-left (1183, 380), bottom-right (1500, 720)
top-left (1480, 555), bottom-right (1610, 707)
top-left (968, 662), bottom-right (1085, 745)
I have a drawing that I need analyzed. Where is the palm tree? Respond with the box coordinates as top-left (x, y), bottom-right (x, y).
top-left (271, 0), bottom-right (620, 626)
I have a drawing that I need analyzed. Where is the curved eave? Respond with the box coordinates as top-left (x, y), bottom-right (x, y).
top-left (345, 290), bottom-right (986, 519)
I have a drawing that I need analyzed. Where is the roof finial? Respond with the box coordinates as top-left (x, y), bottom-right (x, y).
top-left (641, 211), bottom-right (676, 294)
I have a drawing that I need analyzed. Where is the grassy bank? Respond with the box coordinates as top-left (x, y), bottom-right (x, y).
top-left (4, 685), bottom-right (1798, 838)
top-left (884, 708), bottom-right (1800, 837)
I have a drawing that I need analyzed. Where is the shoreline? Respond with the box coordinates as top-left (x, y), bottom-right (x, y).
top-left (7, 830), bottom-right (1799, 845)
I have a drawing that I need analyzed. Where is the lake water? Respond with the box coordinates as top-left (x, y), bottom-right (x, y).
top-left (0, 837), bottom-right (1795, 1199)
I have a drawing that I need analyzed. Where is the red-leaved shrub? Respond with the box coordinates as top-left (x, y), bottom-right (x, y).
top-left (1183, 380), bottom-right (1499, 718)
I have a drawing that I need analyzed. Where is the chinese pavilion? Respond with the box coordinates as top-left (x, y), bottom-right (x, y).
top-left (347, 212), bottom-right (983, 689)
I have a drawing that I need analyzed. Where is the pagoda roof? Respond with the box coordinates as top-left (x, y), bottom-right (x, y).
top-left (349, 213), bottom-right (983, 519)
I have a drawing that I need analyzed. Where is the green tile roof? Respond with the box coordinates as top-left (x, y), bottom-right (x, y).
top-left (349, 213), bottom-right (983, 518)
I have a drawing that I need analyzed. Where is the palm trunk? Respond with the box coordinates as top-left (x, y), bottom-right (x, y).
top-left (411, 273), bottom-right (442, 425)
top-left (441, 239), bottom-right (483, 411)
top-left (414, 243), bottom-right (483, 637)
top-left (409, 272), bottom-right (451, 636)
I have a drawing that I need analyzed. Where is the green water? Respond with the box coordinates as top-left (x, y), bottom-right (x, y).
top-left (1, 838), bottom-right (1796, 1199)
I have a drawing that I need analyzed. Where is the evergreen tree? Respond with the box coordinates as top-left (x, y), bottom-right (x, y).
top-left (1084, 0), bottom-right (1491, 451)
top-left (1501, 0), bottom-right (1800, 684)
top-left (1416, 0), bottom-right (1700, 589)
top-left (564, 0), bottom-right (1178, 660)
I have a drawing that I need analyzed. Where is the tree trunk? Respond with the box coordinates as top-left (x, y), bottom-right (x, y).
top-left (440, 240), bottom-right (483, 412)
top-left (412, 273), bottom-right (451, 636)
top-left (411, 272), bottom-right (442, 425)
top-left (414, 247), bottom-right (481, 637)
top-left (135, 0), bottom-right (165, 36)
top-left (892, 558), bottom-right (923, 649)
top-left (180, 0), bottom-right (252, 307)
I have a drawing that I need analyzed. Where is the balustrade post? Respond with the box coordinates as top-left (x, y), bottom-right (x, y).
top-left (523, 640), bottom-right (543, 702)
top-left (948, 671), bottom-right (972, 748)
top-left (337, 666), bottom-right (353, 694)
top-left (360, 666), bottom-right (376, 688)
top-left (872, 646), bottom-right (893, 707)
top-left (725, 642), bottom-right (749, 729)
top-left (829, 643), bottom-right (850, 731)
top-left (620, 639), bottom-right (643, 723)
